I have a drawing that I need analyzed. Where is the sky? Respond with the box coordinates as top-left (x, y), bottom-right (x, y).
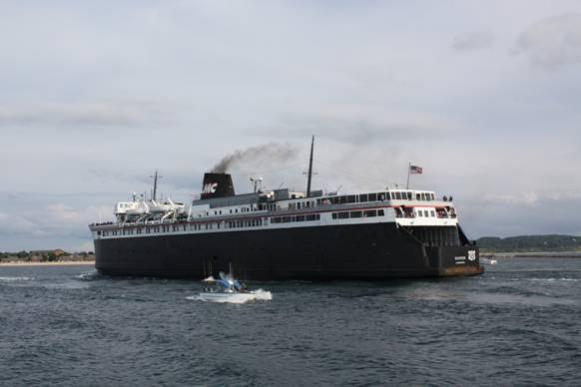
top-left (1, 0), bottom-right (581, 251)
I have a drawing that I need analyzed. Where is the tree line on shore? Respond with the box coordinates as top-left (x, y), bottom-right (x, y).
top-left (477, 234), bottom-right (581, 253)
top-left (0, 249), bottom-right (95, 263)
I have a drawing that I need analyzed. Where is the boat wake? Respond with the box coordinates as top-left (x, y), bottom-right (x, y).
top-left (0, 276), bottom-right (35, 282)
top-left (75, 270), bottom-right (102, 281)
top-left (187, 289), bottom-right (272, 304)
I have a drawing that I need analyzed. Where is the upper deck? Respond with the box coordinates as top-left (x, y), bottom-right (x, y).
top-left (90, 183), bottom-right (460, 242)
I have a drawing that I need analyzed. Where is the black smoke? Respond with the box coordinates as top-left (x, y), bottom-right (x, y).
top-left (212, 142), bottom-right (298, 173)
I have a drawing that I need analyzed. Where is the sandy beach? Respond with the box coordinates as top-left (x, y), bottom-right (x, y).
top-left (0, 261), bottom-right (95, 267)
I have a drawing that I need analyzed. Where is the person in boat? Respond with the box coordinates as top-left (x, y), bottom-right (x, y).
top-left (233, 279), bottom-right (248, 293)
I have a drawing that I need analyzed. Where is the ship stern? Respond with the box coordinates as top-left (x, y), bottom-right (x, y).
top-left (426, 245), bottom-right (484, 277)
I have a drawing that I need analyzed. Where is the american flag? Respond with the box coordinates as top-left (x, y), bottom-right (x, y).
top-left (410, 165), bottom-right (423, 174)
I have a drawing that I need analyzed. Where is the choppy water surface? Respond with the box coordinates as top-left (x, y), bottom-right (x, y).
top-left (1, 258), bottom-right (580, 386)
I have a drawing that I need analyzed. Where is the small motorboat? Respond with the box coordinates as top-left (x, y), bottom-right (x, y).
top-left (190, 272), bottom-right (272, 304)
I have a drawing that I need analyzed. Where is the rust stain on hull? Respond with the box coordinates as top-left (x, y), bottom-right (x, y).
top-left (441, 265), bottom-right (484, 277)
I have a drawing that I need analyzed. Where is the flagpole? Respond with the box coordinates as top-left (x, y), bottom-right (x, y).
top-left (406, 162), bottom-right (410, 189)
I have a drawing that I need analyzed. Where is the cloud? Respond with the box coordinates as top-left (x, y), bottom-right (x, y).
top-left (270, 106), bottom-right (461, 146)
top-left (514, 13), bottom-right (581, 68)
top-left (0, 101), bottom-right (173, 128)
top-left (0, 211), bottom-right (46, 237)
top-left (0, 202), bottom-right (111, 251)
top-left (482, 192), bottom-right (540, 206)
top-left (2, 1), bottom-right (581, 249)
top-left (452, 32), bottom-right (494, 52)
top-left (461, 193), bottom-right (581, 238)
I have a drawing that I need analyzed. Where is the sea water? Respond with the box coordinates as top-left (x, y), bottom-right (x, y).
top-left (1, 258), bottom-right (580, 385)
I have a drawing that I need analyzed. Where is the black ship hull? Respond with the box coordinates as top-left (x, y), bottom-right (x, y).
top-left (94, 223), bottom-right (483, 280)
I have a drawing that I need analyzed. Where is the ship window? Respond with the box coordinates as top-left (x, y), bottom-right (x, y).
top-left (346, 195), bottom-right (355, 203)
top-left (283, 216), bottom-right (291, 223)
top-left (364, 210), bottom-right (376, 217)
top-left (378, 210), bottom-right (385, 216)
top-left (350, 211), bottom-right (362, 218)
top-left (407, 192), bottom-right (412, 200)
top-left (296, 215), bottom-right (305, 222)
top-left (369, 193), bottom-right (377, 201)
top-left (358, 194), bottom-right (367, 202)
top-left (338, 212), bottom-right (349, 219)
top-left (418, 211), bottom-right (423, 217)
top-left (394, 192), bottom-right (401, 200)
top-left (424, 210), bottom-right (429, 217)
top-left (332, 213), bottom-right (337, 219)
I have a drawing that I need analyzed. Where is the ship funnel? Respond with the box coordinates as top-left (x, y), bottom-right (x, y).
top-left (201, 173), bottom-right (235, 199)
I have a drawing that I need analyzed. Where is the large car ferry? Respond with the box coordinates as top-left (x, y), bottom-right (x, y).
top-left (89, 140), bottom-right (483, 280)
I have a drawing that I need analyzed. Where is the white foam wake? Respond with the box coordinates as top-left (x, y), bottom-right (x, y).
top-left (187, 289), bottom-right (272, 304)
top-left (0, 276), bottom-right (34, 282)
top-left (75, 270), bottom-right (100, 281)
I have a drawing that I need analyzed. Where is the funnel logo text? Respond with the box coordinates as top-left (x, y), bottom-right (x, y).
top-left (203, 183), bottom-right (218, 194)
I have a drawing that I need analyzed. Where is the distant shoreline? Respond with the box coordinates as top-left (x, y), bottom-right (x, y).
top-left (0, 261), bottom-right (95, 267)
top-left (484, 252), bottom-right (581, 259)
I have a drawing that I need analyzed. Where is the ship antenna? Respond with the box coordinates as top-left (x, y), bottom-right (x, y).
top-left (150, 170), bottom-right (162, 201)
top-left (306, 136), bottom-right (315, 197)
